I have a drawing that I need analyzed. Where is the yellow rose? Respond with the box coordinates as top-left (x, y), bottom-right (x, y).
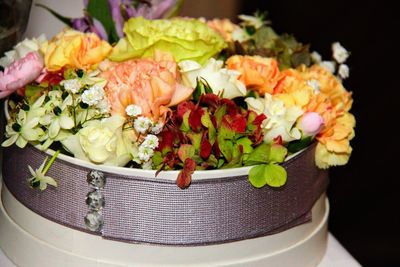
top-left (41, 29), bottom-right (112, 71)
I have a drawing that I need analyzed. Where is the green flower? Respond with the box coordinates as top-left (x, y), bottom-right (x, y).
top-left (28, 150), bottom-right (59, 191)
top-left (109, 17), bottom-right (227, 64)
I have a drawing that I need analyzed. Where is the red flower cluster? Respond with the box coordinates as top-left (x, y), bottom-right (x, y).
top-left (153, 94), bottom-right (266, 189)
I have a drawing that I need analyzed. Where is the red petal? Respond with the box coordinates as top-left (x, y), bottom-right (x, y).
top-left (220, 98), bottom-right (238, 116)
top-left (273, 135), bottom-right (283, 145)
top-left (230, 114), bottom-right (247, 133)
top-left (157, 130), bottom-right (175, 153)
top-left (199, 93), bottom-right (220, 111)
top-left (253, 113), bottom-right (267, 126)
top-left (177, 101), bottom-right (195, 119)
top-left (200, 135), bottom-right (212, 159)
top-left (188, 107), bottom-right (204, 132)
top-left (213, 139), bottom-right (221, 158)
top-left (40, 69), bottom-right (64, 85)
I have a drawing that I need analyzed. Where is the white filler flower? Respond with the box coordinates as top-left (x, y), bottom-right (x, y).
top-left (134, 116), bottom-right (153, 134)
top-left (141, 134), bottom-right (159, 149)
top-left (81, 83), bottom-right (105, 106)
top-left (61, 78), bottom-right (82, 94)
top-left (338, 64), bottom-right (350, 79)
top-left (125, 104), bottom-right (142, 117)
top-left (332, 42), bottom-right (349, 63)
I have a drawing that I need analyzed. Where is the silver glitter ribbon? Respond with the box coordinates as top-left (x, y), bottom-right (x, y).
top-left (2, 143), bottom-right (328, 246)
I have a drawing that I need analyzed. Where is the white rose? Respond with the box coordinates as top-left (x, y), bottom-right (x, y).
top-left (245, 94), bottom-right (303, 143)
top-left (61, 116), bottom-right (136, 166)
top-left (179, 58), bottom-right (246, 99)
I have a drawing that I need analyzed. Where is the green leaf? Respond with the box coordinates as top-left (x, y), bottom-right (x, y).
top-left (187, 132), bottom-right (202, 151)
top-left (180, 111), bottom-right (191, 132)
top-left (214, 105), bottom-right (227, 128)
top-left (268, 144), bottom-right (287, 163)
top-left (206, 154), bottom-right (218, 168)
top-left (201, 111), bottom-right (216, 144)
top-left (291, 50), bottom-right (311, 68)
top-left (248, 165), bottom-right (267, 188)
top-left (217, 159), bottom-right (225, 168)
top-left (177, 144), bottom-right (195, 162)
top-left (219, 139), bottom-right (233, 162)
top-left (86, 0), bottom-right (119, 43)
top-left (244, 143), bottom-right (270, 165)
top-left (193, 78), bottom-right (205, 102)
top-left (287, 136), bottom-right (313, 154)
top-left (36, 3), bottom-right (73, 27)
top-left (236, 137), bottom-right (253, 154)
top-left (152, 151), bottom-right (164, 168)
top-left (248, 163), bottom-right (287, 188)
top-left (218, 120), bottom-right (235, 140)
top-left (253, 26), bottom-right (278, 49)
top-left (25, 85), bottom-right (44, 104)
top-left (264, 164), bottom-right (287, 187)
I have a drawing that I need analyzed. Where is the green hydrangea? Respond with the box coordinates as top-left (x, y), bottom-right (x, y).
top-left (109, 17), bottom-right (227, 64)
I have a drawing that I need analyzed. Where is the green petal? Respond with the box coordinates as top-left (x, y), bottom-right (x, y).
top-left (1, 134), bottom-right (18, 147)
top-left (15, 136), bottom-right (28, 148)
top-left (49, 120), bottom-right (61, 139)
top-left (59, 115), bottom-right (74, 129)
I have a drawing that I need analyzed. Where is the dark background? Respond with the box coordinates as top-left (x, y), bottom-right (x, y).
top-left (240, 0), bottom-right (399, 266)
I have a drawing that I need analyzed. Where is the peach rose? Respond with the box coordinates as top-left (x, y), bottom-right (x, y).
top-left (41, 29), bottom-right (112, 71)
top-left (207, 19), bottom-right (239, 42)
top-left (315, 112), bottom-right (355, 168)
top-left (226, 55), bottom-right (281, 95)
top-left (101, 51), bottom-right (193, 122)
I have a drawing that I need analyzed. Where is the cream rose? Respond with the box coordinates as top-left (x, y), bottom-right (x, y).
top-left (179, 58), bottom-right (246, 99)
top-left (61, 116), bottom-right (136, 166)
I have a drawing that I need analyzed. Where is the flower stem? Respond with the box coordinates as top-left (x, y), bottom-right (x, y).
top-left (43, 150), bottom-right (60, 175)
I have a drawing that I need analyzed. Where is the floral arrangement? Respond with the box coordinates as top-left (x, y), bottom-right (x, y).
top-left (0, 1), bottom-right (355, 190)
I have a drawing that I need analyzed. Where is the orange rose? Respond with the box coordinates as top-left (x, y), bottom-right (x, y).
top-left (274, 68), bottom-right (314, 108)
top-left (302, 65), bottom-right (353, 115)
top-left (100, 51), bottom-right (193, 122)
top-left (226, 55), bottom-right (280, 95)
top-left (41, 29), bottom-right (112, 71)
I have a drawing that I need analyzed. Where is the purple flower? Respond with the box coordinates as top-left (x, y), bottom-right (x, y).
top-left (71, 0), bottom-right (179, 41)
top-left (72, 17), bottom-right (91, 32)
top-left (91, 18), bottom-right (108, 40)
top-left (108, 0), bottom-right (125, 38)
top-left (129, 0), bottom-right (177, 19)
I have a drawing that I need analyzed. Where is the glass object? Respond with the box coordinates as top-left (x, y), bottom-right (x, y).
top-left (84, 210), bottom-right (104, 231)
top-left (87, 170), bottom-right (106, 189)
top-left (0, 0), bottom-right (33, 55)
top-left (86, 190), bottom-right (105, 211)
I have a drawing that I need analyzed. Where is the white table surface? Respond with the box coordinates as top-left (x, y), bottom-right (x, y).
top-left (0, 233), bottom-right (361, 267)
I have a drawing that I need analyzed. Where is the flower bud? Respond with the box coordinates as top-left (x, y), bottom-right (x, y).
top-left (298, 112), bottom-right (324, 137)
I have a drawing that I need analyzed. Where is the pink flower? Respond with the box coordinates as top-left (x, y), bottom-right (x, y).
top-left (298, 112), bottom-right (324, 137)
top-left (0, 52), bottom-right (44, 99)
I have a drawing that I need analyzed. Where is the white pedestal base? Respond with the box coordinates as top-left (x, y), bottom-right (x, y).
top-left (0, 180), bottom-right (328, 267)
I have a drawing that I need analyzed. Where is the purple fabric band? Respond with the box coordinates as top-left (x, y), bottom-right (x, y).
top-left (1, 144), bottom-right (328, 246)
